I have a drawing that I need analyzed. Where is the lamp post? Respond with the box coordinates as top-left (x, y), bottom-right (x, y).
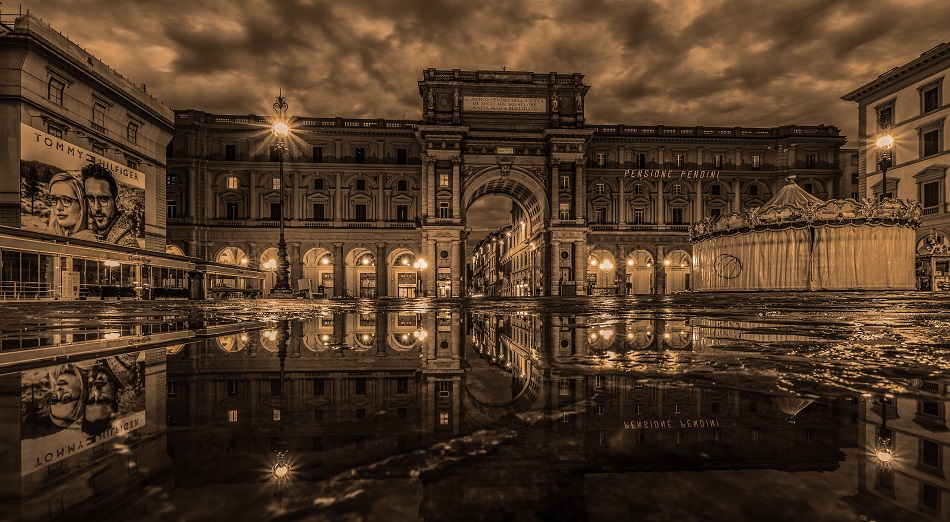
top-left (875, 396), bottom-right (894, 465)
top-left (876, 134), bottom-right (894, 201)
top-left (413, 258), bottom-right (427, 297)
top-left (271, 93), bottom-right (293, 297)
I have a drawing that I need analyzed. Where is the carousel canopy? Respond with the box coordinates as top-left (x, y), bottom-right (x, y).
top-left (690, 176), bottom-right (922, 243)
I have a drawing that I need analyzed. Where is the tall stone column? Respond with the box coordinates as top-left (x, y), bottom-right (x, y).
top-left (657, 178), bottom-right (665, 225)
top-left (550, 159), bottom-right (560, 220)
top-left (575, 164), bottom-right (586, 221)
top-left (550, 240), bottom-right (561, 295)
top-left (334, 242), bottom-right (345, 298)
top-left (452, 157), bottom-right (461, 218)
top-left (249, 171), bottom-right (258, 220)
top-left (732, 179), bottom-right (741, 212)
top-left (377, 173), bottom-right (385, 224)
top-left (420, 158), bottom-right (430, 221)
top-left (428, 157), bottom-right (437, 220)
top-left (334, 172), bottom-right (343, 225)
top-left (656, 245), bottom-right (666, 294)
top-left (574, 242), bottom-right (587, 295)
top-left (694, 179), bottom-right (703, 222)
top-left (375, 243), bottom-right (387, 297)
top-left (618, 172), bottom-right (626, 225)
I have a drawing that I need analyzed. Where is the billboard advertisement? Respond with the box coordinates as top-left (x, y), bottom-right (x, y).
top-left (20, 123), bottom-right (146, 248)
top-left (19, 352), bottom-right (147, 476)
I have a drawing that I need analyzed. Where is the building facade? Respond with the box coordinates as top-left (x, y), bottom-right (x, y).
top-left (168, 69), bottom-right (846, 297)
top-left (843, 42), bottom-right (950, 254)
top-left (0, 13), bottom-right (262, 301)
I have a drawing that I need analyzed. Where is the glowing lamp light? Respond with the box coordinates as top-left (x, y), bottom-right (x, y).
top-left (627, 259), bottom-right (634, 266)
top-left (875, 134), bottom-right (894, 149)
top-left (272, 121), bottom-right (290, 138)
top-left (240, 258), bottom-right (248, 265)
top-left (590, 258), bottom-right (599, 266)
top-left (664, 259), bottom-right (671, 266)
top-left (321, 334), bottom-right (329, 342)
top-left (321, 257), bottom-right (329, 265)
top-left (263, 329), bottom-right (277, 341)
top-left (875, 448), bottom-right (894, 464)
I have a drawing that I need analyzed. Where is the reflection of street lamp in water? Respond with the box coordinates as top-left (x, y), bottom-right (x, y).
top-left (875, 396), bottom-right (894, 465)
top-left (413, 258), bottom-right (427, 297)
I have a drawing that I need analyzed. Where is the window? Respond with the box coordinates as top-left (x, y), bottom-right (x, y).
top-left (634, 404), bottom-right (643, 414)
top-left (921, 439), bottom-right (939, 468)
top-left (439, 173), bottom-right (449, 188)
top-left (878, 104), bottom-right (894, 129)
top-left (634, 184), bottom-right (643, 195)
top-left (748, 184), bottom-right (759, 196)
top-left (225, 144), bottom-right (236, 161)
top-left (710, 208), bottom-right (722, 219)
top-left (596, 153), bottom-right (606, 167)
top-left (633, 208), bottom-right (644, 224)
top-left (47, 124), bottom-right (63, 139)
top-left (396, 148), bottom-right (408, 164)
top-left (672, 184), bottom-right (682, 195)
top-left (92, 103), bottom-right (106, 131)
top-left (270, 379), bottom-right (282, 396)
top-left (397, 179), bottom-right (408, 191)
top-left (166, 200), bottom-right (177, 218)
top-left (561, 176), bottom-right (570, 189)
top-left (396, 204), bottom-right (409, 222)
top-left (924, 181), bottom-right (940, 208)
top-left (674, 154), bottom-right (684, 168)
top-left (923, 128), bottom-right (941, 157)
top-left (356, 408), bottom-right (365, 420)
top-left (92, 144), bottom-right (106, 155)
top-left (166, 174), bottom-right (176, 186)
top-left (635, 153), bottom-right (646, 168)
top-left (559, 379), bottom-right (571, 396)
top-left (228, 410), bottom-right (238, 422)
top-left (355, 147), bottom-right (366, 163)
top-left (851, 154), bottom-right (859, 166)
top-left (671, 208), bottom-right (684, 224)
top-left (751, 155), bottom-right (761, 170)
top-left (355, 204), bottom-right (367, 221)
top-left (227, 176), bottom-right (239, 189)
top-left (311, 178), bottom-right (324, 190)
top-left (270, 146), bottom-right (281, 162)
top-left (921, 82), bottom-right (941, 113)
top-left (127, 122), bottom-right (138, 144)
top-left (713, 154), bottom-right (723, 169)
top-left (805, 153), bottom-right (817, 168)
top-left (921, 483), bottom-right (940, 512)
top-left (226, 202), bottom-right (239, 220)
top-left (595, 183), bottom-right (605, 194)
top-left (227, 379), bottom-right (238, 397)
top-left (127, 159), bottom-right (140, 170)
top-left (396, 377), bottom-right (409, 394)
top-left (313, 203), bottom-right (325, 221)
top-left (559, 203), bottom-right (571, 220)
top-left (673, 403), bottom-right (682, 414)
top-left (271, 203), bottom-right (282, 220)
top-left (167, 381), bottom-right (177, 398)
top-left (355, 179), bottom-right (366, 191)
top-left (312, 146), bottom-right (323, 162)
top-left (312, 378), bottom-right (326, 396)
top-left (438, 381), bottom-right (451, 397)
top-left (48, 78), bottom-right (66, 105)
top-left (439, 412), bottom-right (449, 425)
top-left (803, 183), bottom-right (813, 194)
top-left (595, 208), bottom-right (605, 224)
top-left (594, 375), bottom-right (605, 389)
top-left (272, 177), bottom-right (281, 190)
top-left (439, 202), bottom-right (450, 218)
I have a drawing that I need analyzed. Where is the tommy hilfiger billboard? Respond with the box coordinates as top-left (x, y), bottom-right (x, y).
top-left (20, 123), bottom-right (146, 249)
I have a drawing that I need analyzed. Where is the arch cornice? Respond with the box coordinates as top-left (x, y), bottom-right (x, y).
top-left (461, 165), bottom-right (550, 224)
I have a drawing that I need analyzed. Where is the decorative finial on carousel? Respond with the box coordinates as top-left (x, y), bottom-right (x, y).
top-left (785, 175), bottom-right (797, 184)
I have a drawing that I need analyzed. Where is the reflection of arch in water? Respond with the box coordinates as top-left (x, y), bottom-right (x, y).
top-left (388, 332), bottom-right (421, 351)
top-left (463, 358), bottom-right (547, 430)
top-left (166, 343), bottom-right (186, 355)
top-left (623, 320), bottom-right (655, 349)
top-left (259, 328), bottom-right (279, 353)
top-left (772, 396), bottom-right (814, 421)
top-left (588, 326), bottom-right (619, 351)
top-left (301, 318), bottom-right (332, 352)
top-left (216, 333), bottom-right (249, 353)
top-left (348, 332), bottom-right (375, 352)
top-left (661, 323), bottom-right (692, 350)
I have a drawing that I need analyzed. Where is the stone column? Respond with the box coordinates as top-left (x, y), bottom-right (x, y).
top-left (550, 159), bottom-right (560, 220)
top-left (334, 242), bottom-right (345, 298)
top-left (187, 167), bottom-right (196, 218)
top-left (550, 240), bottom-right (561, 295)
top-left (452, 157), bottom-right (461, 218)
top-left (249, 171), bottom-right (258, 220)
top-left (618, 173), bottom-right (626, 225)
top-left (421, 158), bottom-right (430, 221)
top-left (375, 243), bottom-right (387, 297)
top-left (732, 179), bottom-right (741, 212)
top-left (377, 173), bottom-right (385, 224)
top-left (451, 239), bottom-right (461, 297)
top-left (657, 178), bottom-right (665, 225)
top-left (694, 179), bottom-right (703, 222)
top-left (574, 242), bottom-right (587, 295)
top-left (656, 245), bottom-right (666, 294)
top-left (291, 243), bottom-right (301, 290)
top-left (575, 164), bottom-right (586, 221)
top-left (334, 172), bottom-right (343, 225)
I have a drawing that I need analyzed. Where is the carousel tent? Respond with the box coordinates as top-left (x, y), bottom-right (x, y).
top-left (690, 177), bottom-right (922, 291)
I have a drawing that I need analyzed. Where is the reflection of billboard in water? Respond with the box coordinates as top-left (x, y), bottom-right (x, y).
top-left (20, 351), bottom-right (146, 476)
top-left (20, 123), bottom-right (146, 248)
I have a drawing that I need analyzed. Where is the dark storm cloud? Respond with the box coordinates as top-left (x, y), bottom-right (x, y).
top-left (24, 0), bottom-right (950, 143)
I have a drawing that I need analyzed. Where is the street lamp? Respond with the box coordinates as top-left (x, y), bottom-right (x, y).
top-left (271, 93), bottom-right (293, 297)
top-left (875, 396), bottom-right (894, 465)
top-left (413, 258), bottom-right (427, 297)
top-left (876, 134), bottom-right (894, 201)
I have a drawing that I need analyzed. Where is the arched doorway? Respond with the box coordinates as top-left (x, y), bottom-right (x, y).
top-left (216, 246), bottom-right (249, 266)
top-left (625, 250), bottom-right (654, 295)
top-left (388, 248), bottom-right (420, 298)
top-left (258, 248), bottom-right (278, 293)
top-left (460, 166), bottom-right (549, 297)
top-left (302, 248), bottom-right (334, 297)
top-left (665, 249), bottom-right (691, 293)
top-left (345, 248), bottom-right (376, 298)
top-left (587, 250), bottom-right (617, 295)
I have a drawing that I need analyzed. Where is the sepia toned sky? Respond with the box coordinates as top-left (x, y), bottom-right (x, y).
top-left (19, 0), bottom-right (950, 141)
top-left (16, 0), bottom-right (949, 246)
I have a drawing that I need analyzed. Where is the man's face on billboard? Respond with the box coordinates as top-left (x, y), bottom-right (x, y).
top-left (85, 178), bottom-right (116, 231)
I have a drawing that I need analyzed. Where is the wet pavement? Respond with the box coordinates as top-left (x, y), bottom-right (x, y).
top-left (1, 292), bottom-right (948, 521)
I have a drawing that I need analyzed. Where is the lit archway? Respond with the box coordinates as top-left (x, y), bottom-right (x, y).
top-left (259, 248), bottom-right (279, 293)
top-left (664, 249), bottom-right (691, 293)
top-left (625, 250), bottom-right (654, 295)
top-left (345, 248), bottom-right (376, 298)
top-left (217, 246), bottom-right (250, 266)
top-left (302, 247), bottom-right (334, 297)
top-left (388, 248), bottom-right (419, 298)
top-left (587, 250), bottom-right (617, 295)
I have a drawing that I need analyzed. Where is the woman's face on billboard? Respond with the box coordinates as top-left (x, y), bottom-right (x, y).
top-left (49, 181), bottom-right (82, 229)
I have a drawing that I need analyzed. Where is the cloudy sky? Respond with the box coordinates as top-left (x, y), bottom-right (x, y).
top-left (17, 0), bottom-right (949, 247)
top-left (22, 0), bottom-right (950, 140)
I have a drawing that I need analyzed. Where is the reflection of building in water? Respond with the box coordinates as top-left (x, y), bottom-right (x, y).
top-left (851, 381), bottom-right (949, 521)
top-left (165, 312), bottom-right (465, 485)
top-left (0, 347), bottom-right (170, 521)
